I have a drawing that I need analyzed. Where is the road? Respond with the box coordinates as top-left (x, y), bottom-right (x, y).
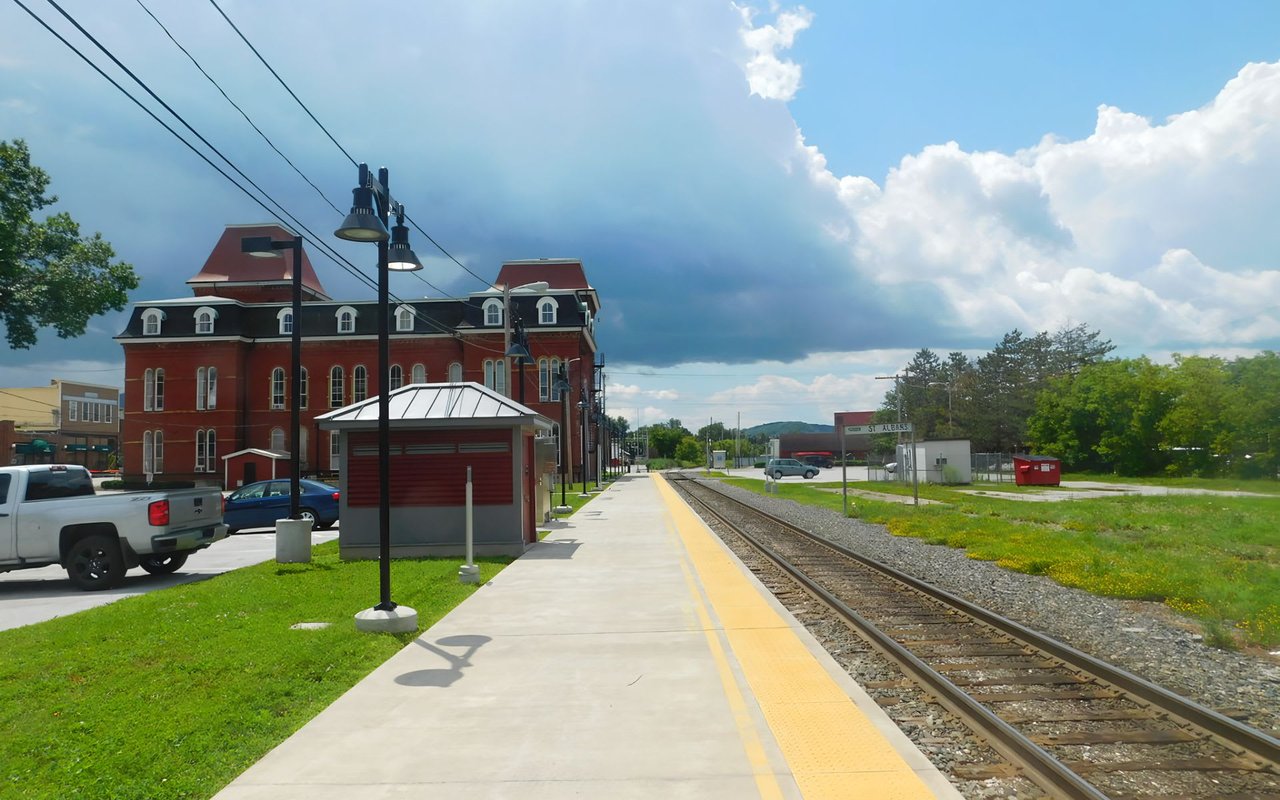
top-left (0, 527), bottom-right (338, 632)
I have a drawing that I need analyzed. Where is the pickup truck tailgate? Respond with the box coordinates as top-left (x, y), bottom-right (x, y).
top-left (160, 488), bottom-right (223, 529)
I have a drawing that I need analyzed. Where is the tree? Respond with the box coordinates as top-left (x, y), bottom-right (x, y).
top-left (1, 139), bottom-right (138, 349)
top-left (1027, 358), bottom-right (1174, 475)
top-left (674, 436), bottom-right (703, 464)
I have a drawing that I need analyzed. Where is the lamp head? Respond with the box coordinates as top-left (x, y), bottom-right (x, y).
top-left (386, 221), bottom-right (423, 271)
top-left (505, 341), bottom-right (532, 363)
top-left (334, 185), bottom-right (389, 242)
top-left (241, 236), bottom-right (282, 258)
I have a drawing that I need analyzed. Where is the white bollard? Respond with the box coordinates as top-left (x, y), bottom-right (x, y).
top-left (275, 518), bottom-right (313, 563)
top-left (459, 466), bottom-right (480, 583)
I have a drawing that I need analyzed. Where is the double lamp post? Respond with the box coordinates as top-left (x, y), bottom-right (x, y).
top-left (334, 162), bottom-right (424, 633)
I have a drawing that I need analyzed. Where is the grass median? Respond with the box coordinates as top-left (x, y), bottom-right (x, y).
top-left (724, 476), bottom-right (1280, 649)
top-left (0, 542), bottom-right (511, 800)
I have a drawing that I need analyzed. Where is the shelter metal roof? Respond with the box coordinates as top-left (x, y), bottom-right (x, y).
top-left (316, 382), bottom-right (552, 431)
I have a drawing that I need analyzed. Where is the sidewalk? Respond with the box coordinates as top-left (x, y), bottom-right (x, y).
top-left (212, 473), bottom-right (958, 799)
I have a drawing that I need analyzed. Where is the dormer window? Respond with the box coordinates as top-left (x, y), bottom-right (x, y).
top-left (483, 298), bottom-right (503, 326)
top-left (335, 305), bottom-right (357, 334)
top-left (277, 308), bottom-right (293, 335)
top-left (537, 298), bottom-right (557, 325)
top-left (141, 308), bottom-right (165, 336)
top-left (194, 306), bottom-right (218, 334)
top-left (395, 304), bottom-right (414, 332)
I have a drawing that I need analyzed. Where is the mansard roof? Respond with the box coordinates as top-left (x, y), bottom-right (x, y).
top-left (187, 223), bottom-right (329, 300)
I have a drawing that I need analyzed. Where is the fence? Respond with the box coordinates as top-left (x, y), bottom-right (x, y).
top-left (971, 452), bottom-right (1014, 483)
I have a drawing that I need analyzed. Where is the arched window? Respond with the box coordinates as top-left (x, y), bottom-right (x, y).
top-left (144, 368), bottom-right (166, 411)
top-left (299, 367), bottom-right (308, 409)
top-left (299, 428), bottom-right (309, 468)
top-left (194, 306), bottom-right (218, 334)
top-left (329, 366), bottom-right (345, 408)
top-left (537, 298), bottom-right (557, 325)
top-left (195, 429), bottom-right (217, 472)
top-left (448, 361), bottom-right (462, 382)
top-left (353, 365), bottom-right (368, 402)
top-left (270, 427), bottom-right (286, 451)
top-left (550, 357), bottom-right (562, 401)
top-left (482, 298), bottom-right (503, 326)
top-left (389, 364), bottom-right (403, 391)
top-left (141, 308), bottom-right (165, 336)
top-left (335, 305), bottom-right (357, 334)
top-left (143, 430), bottom-right (164, 474)
top-left (411, 363), bottom-right (426, 384)
top-left (277, 308), bottom-right (293, 335)
top-left (270, 367), bottom-right (286, 409)
top-left (395, 304), bottom-right (415, 332)
top-left (197, 366), bottom-right (217, 410)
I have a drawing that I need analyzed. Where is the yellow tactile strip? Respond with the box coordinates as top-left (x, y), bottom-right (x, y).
top-left (656, 474), bottom-right (936, 799)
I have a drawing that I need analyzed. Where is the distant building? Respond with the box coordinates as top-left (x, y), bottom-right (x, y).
top-left (114, 223), bottom-right (601, 487)
top-left (775, 411), bottom-right (876, 461)
top-left (0, 380), bottom-right (121, 470)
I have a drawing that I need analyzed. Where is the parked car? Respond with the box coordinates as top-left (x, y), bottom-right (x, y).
top-left (0, 464), bottom-right (227, 590)
top-left (763, 458), bottom-right (819, 479)
top-left (223, 479), bottom-right (340, 533)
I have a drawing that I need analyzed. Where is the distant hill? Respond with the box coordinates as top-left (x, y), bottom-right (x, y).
top-left (744, 421), bottom-right (834, 437)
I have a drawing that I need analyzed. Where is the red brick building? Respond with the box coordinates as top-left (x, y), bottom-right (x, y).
top-left (115, 224), bottom-right (600, 487)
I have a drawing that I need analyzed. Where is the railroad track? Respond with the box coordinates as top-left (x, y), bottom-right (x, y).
top-left (669, 474), bottom-right (1280, 800)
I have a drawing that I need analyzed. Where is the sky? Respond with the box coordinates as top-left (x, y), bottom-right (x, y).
top-left (2, 0), bottom-right (1279, 432)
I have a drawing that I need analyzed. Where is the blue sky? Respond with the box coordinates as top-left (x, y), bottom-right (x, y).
top-left (2, 1), bottom-right (1279, 431)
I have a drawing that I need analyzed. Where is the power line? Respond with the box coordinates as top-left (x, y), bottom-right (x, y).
top-left (23, 0), bottom-right (461, 339)
top-left (133, 0), bottom-right (342, 215)
top-left (208, 0), bottom-right (492, 290)
top-left (205, 0), bottom-right (357, 169)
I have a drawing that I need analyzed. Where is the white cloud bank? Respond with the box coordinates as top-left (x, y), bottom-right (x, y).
top-left (790, 53), bottom-right (1280, 352)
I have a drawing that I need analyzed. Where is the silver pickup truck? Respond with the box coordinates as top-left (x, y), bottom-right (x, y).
top-left (0, 464), bottom-right (228, 590)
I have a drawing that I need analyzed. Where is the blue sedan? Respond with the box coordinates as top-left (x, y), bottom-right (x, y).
top-left (223, 479), bottom-right (340, 533)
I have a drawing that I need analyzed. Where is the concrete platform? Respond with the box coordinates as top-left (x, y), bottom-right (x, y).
top-left (212, 472), bottom-right (961, 800)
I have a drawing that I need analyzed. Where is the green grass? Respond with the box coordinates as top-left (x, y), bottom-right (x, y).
top-left (721, 477), bottom-right (1280, 648)
top-left (0, 542), bottom-right (511, 800)
top-left (1060, 471), bottom-right (1280, 495)
top-left (550, 481), bottom-right (602, 517)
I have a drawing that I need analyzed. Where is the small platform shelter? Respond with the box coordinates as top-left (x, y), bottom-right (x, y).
top-left (221, 447), bottom-right (291, 489)
top-left (316, 383), bottom-right (554, 559)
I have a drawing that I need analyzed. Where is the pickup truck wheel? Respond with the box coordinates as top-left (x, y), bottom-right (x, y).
top-left (66, 534), bottom-right (126, 591)
top-left (140, 553), bottom-right (188, 575)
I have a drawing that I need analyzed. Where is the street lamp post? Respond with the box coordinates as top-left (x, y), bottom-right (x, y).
top-left (335, 162), bottom-right (423, 634)
top-left (578, 394), bottom-right (589, 497)
top-left (240, 233), bottom-right (304, 521)
top-left (553, 364), bottom-right (571, 512)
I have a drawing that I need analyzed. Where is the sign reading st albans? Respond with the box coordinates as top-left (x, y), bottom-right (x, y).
top-left (843, 422), bottom-right (913, 435)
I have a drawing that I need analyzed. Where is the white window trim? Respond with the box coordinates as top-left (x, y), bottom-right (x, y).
top-left (482, 298), bottom-right (503, 327)
top-left (141, 308), bottom-right (165, 336)
top-left (448, 361), bottom-right (462, 382)
top-left (537, 298), bottom-right (557, 325)
top-left (277, 308), bottom-right (293, 335)
top-left (353, 365), bottom-right (368, 403)
top-left (412, 363), bottom-right (426, 384)
top-left (395, 304), bottom-right (415, 332)
top-left (194, 306), bottom-right (219, 334)
top-left (270, 367), bottom-right (286, 409)
top-left (335, 305), bottom-right (358, 334)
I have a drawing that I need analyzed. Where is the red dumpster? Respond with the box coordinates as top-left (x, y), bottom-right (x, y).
top-left (1012, 454), bottom-right (1060, 486)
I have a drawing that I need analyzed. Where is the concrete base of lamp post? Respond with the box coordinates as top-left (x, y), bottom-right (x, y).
top-left (553, 505), bottom-right (572, 514)
top-left (458, 563), bottom-right (480, 584)
top-left (354, 605), bottom-right (419, 634)
top-left (275, 518), bottom-right (314, 563)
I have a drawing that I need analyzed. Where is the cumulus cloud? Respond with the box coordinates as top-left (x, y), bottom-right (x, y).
top-left (735, 4), bottom-right (813, 101)
top-left (808, 60), bottom-right (1280, 353)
